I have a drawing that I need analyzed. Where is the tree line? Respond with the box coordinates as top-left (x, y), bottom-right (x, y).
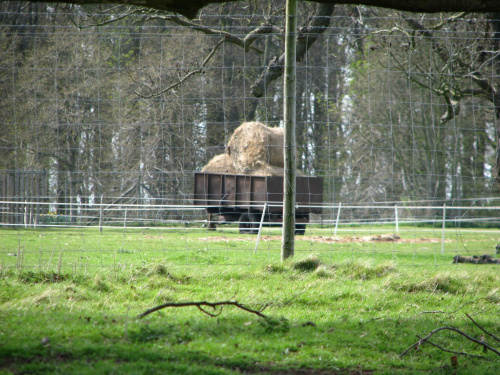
top-left (1, 1), bottom-right (499, 220)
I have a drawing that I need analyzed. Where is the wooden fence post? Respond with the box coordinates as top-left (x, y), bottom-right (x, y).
top-left (281, 0), bottom-right (298, 261)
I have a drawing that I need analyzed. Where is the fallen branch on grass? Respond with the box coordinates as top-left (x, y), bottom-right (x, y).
top-left (415, 335), bottom-right (487, 359)
top-left (139, 300), bottom-right (269, 319)
top-left (452, 254), bottom-right (500, 264)
top-left (466, 313), bottom-right (500, 344)
top-left (400, 317), bottom-right (500, 358)
top-left (420, 297), bottom-right (490, 315)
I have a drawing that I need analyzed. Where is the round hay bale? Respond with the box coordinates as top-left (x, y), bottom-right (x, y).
top-left (227, 122), bottom-right (284, 173)
top-left (201, 153), bottom-right (236, 174)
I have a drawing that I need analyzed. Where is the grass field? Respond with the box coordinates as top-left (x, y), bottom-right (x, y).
top-left (1, 226), bottom-right (499, 374)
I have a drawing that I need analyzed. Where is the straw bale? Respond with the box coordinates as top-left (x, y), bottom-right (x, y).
top-left (227, 122), bottom-right (284, 173)
top-left (201, 153), bottom-right (236, 174)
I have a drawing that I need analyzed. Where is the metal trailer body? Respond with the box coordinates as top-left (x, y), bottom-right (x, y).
top-left (193, 172), bottom-right (323, 234)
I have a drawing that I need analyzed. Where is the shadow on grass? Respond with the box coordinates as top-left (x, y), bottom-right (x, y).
top-left (2, 308), bottom-right (499, 375)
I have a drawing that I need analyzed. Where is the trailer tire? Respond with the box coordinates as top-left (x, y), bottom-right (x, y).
top-left (239, 212), bottom-right (259, 234)
top-left (295, 224), bottom-right (306, 235)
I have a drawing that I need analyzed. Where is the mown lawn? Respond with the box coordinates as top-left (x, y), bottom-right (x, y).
top-left (1, 226), bottom-right (499, 374)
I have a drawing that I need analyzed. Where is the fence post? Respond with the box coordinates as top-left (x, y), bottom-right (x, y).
top-left (395, 205), bottom-right (399, 233)
top-left (441, 204), bottom-right (446, 255)
top-left (334, 202), bottom-right (342, 236)
top-left (14, 171), bottom-right (20, 225)
top-left (281, 0), bottom-right (298, 261)
top-left (255, 203), bottom-right (267, 254)
top-left (24, 199), bottom-right (28, 228)
top-left (124, 207), bottom-right (128, 228)
top-left (137, 175), bottom-right (142, 226)
top-left (99, 195), bottom-right (104, 233)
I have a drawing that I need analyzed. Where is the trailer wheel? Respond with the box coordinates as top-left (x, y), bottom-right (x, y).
top-left (239, 212), bottom-right (259, 234)
top-left (295, 224), bottom-right (306, 235)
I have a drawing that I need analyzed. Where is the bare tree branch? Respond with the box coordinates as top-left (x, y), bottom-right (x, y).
top-left (421, 297), bottom-right (491, 315)
top-left (146, 14), bottom-right (264, 53)
top-left (430, 12), bottom-right (468, 30)
top-left (403, 17), bottom-right (451, 65)
top-left (400, 326), bottom-right (500, 358)
top-left (418, 335), bottom-right (488, 358)
top-left (440, 93), bottom-right (460, 123)
top-left (135, 38), bottom-right (224, 98)
top-left (138, 300), bottom-right (269, 319)
top-left (250, 3), bottom-right (335, 98)
top-left (396, 14), bottom-right (499, 130)
top-left (466, 313), bottom-right (500, 344)
top-left (71, 6), bottom-right (144, 27)
top-left (243, 23), bottom-right (283, 52)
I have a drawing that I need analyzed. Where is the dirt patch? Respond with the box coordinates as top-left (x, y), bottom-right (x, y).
top-left (201, 234), bottom-right (445, 244)
top-left (303, 234), bottom-right (446, 244)
top-left (200, 237), bottom-right (252, 242)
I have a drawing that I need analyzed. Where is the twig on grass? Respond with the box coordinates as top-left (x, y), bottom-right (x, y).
top-left (466, 313), bottom-right (500, 343)
top-left (420, 297), bottom-right (490, 315)
top-left (138, 300), bottom-right (269, 319)
top-left (416, 335), bottom-right (487, 359)
top-left (420, 310), bottom-right (449, 315)
top-left (400, 325), bottom-right (500, 358)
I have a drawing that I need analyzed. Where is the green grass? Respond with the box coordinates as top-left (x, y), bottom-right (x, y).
top-left (1, 225), bottom-right (499, 272)
top-left (1, 226), bottom-right (500, 374)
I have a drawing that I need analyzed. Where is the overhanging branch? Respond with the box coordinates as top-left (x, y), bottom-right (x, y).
top-left (147, 14), bottom-right (264, 54)
top-left (250, 3), bottom-right (335, 98)
top-left (134, 38), bottom-right (224, 98)
top-left (26, 1), bottom-right (500, 19)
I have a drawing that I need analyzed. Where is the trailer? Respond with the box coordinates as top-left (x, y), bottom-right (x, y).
top-left (193, 172), bottom-right (323, 234)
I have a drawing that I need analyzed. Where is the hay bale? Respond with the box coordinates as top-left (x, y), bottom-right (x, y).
top-left (200, 122), bottom-right (303, 176)
top-left (200, 154), bottom-right (303, 177)
top-left (246, 164), bottom-right (304, 177)
top-left (246, 163), bottom-right (285, 176)
top-left (227, 122), bottom-right (284, 173)
top-left (201, 153), bottom-right (236, 174)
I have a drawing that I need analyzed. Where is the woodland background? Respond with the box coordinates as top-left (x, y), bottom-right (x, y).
top-left (1, 1), bottom-right (500, 221)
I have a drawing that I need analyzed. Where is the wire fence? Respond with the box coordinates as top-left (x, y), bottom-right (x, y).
top-left (2, 200), bottom-right (500, 228)
top-left (1, 200), bottom-right (499, 274)
top-left (1, 3), bottom-right (500, 272)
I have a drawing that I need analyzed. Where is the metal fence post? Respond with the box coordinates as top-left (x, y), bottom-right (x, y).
top-left (99, 195), bottom-right (104, 233)
top-left (441, 204), bottom-right (446, 255)
top-left (395, 205), bottom-right (399, 233)
top-left (334, 202), bottom-right (342, 236)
